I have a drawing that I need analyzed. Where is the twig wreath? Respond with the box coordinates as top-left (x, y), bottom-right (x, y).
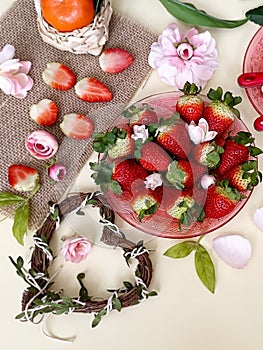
top-left (10, 191), bottom-right (156, 329)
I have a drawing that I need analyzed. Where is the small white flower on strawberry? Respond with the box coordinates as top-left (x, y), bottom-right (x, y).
top-left (132, 124), bottom-right (149, 143)
top-left (186, 118), bottom-right (217, 145)
top-left (200, 174), bottom-right (216, 189)
top-left (144, 173), bottom-right (162, 190)
top-left (8, 164), bottom-right (39, 192)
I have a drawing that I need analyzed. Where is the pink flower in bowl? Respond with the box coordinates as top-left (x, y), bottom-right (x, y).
top-left (25, 130), bottom-right (58, 160)
top-left (61, 236), bottom-right (92, 263)
top-left (0, 44), bottom-right (33, 98)
top-left (148, 24), bottom-right (218, 89)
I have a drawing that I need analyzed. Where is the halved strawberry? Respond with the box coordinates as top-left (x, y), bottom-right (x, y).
top-left (60, 113), bottom-right (94, 140)
top-left (99, 47), bottom-right (134, 74)
top-left (30, 99), bottom-right (59, 126)
top-left (75, 77), bottom-right (113, 102)
top-left (42, 62), bottom-right (76, 91)
top-left (139, 142), bottom-right (172, 172)
top-left (176, 82), bottom-right (204, 123)
top-left (8, 164), bottom-right (39, 192)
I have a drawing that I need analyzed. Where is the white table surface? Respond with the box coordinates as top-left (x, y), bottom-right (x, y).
top-left (1, 1), bottom-right (263, 349)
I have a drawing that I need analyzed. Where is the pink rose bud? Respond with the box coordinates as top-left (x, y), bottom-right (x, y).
top-left (61, 236), bottom-right (92, 263)
top-left (48, 163), bottom-right (66, 182)
top-left (25, 130), bottom-right (58, 160)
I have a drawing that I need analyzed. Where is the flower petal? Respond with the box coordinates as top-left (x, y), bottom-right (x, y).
top-left (212, 234), bottom-right (252, 269)
top-left (0, 44), bottom-right (15, 64)
top-left (253, 207), bottom-right (263, 231)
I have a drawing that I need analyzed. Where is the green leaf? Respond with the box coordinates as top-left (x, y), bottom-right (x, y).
top-left (159, 0), bottom-right (249, 28)
top-left (164, 241), bottom-right (198, 258)
top-left (112, 297), bottom-right (122, 312)
top-left (194, 245), bottom-right (215, 294)
top-left (0, 192), bottom-right (25, 207)
top-left (12, 202), bottom-right (29, 245)
top-left (246, 6), bottom-right (263, 25)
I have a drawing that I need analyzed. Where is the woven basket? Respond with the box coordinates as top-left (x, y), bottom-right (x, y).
top-left (34, 0), bottom-right (113, 56)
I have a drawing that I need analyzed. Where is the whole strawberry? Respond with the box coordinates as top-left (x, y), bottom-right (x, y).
top-left (131, 186), bottom-right (163, 221)
top-left (122, 103), bottom-right (158, 127)
top-left (156, 114), bottom-right (190, 159)
top-left (192, 141), bottom-right (223, 169)
top-left (166, 160), bottom-right (193, 189)
top-left (176, 81), bottom-right (204, 123)
top-left (204, 180), bottom-right (243, 219)
top-left (224, 160), bottom-right (262, 191)
top-left (93, 124), bottom-right (134, 160)
top-left (204, 87), bottom-right (242, 135)
top-left (139, 141), bottom-right (172, 172)
top-left (217, 131), bottom-right (262, 175)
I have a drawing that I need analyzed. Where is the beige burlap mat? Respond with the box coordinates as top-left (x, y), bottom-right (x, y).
top-left (0, 0), bottom-right (157, 230)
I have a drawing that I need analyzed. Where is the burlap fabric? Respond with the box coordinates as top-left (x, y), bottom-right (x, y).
top-left (0, 0), bottom-right (157, 230)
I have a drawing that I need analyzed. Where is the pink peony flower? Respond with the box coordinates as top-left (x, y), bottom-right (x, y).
top-left (25, 130), bottom-right (58, 160)
top-left (61, 236), bottom-right (92, 263)
top-left (148, 24), bottom-right (218, 89)
top-left (186, 118), bottom-right (217, 144)
top-left (144, 173), bottom-right (162, 190)
top-left (132, 125), bottom-right (149, 142)
top-left (0, 44), bottom-right (33, 98)
top-left (48, 163), bottom-right (67, 182)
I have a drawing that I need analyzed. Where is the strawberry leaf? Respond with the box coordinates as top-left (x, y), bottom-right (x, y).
top-left (12, 202), bottom-right (30, 245)
top-left (90, 161), bottom-right (122, 195)
top-left (194, 244), bottom-right (215, 294)
top-left (164, 241), bottom-right (198, 258)
top-left (0, 192), bottom-right (25, 207)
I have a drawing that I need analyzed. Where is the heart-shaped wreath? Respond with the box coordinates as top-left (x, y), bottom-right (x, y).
top-left (10, 191), bottom-right (156, 329)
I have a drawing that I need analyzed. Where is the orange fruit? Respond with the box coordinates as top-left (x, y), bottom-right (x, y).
top-left (41, 0), bottom-right (95, 32)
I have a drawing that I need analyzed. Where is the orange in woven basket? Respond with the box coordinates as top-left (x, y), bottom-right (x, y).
top-left (41, 0), bottom-right (95, 32)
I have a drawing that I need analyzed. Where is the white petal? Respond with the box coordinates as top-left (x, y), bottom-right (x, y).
top-left (0, 44), bottom-right (15, 64)
top-left (212, 234), bottom-right (252, 269)
top-left (253, 207), bottom-right (263, 231)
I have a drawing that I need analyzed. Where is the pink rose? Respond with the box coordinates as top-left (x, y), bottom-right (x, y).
top-left (0, 44), bottom-right (33, 98)
top-left (25, 130), bottom-right (58, 160)
top-left (48, 163), bottom-right (66, 182)
top-left (61, 236), bottom-right (92, 263)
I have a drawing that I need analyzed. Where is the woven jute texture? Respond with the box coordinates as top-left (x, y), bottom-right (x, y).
top-left (0, 0), bottom-right (157, 230)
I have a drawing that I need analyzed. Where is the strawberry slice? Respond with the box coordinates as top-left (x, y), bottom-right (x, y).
top-left (42, 62), bottom-right (76, 91)
top-left (75, 77), bottom-right (113, 102)
top-left (8, 164), bottom-right (39, 192)
top-left (30, 99), bottom-right (59, 126)
top-left (60, 113), bottom-right (94, 140)
top-left (99, 47), bottom-right (134, 74)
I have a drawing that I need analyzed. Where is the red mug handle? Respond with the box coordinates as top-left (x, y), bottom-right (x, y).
top-left (238, 72), bottom-right (263, 88)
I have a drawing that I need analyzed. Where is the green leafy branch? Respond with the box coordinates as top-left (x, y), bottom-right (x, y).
top-left (164, 237), bottom-right (216, 293)
top-left (0, 184), bottom-right (40, 245)
top-left (159, 0), bottom-right (263, 28)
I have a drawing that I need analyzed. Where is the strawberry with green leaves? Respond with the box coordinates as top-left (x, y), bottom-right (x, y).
top-left (156, 114), bottom-right (191, 159)
top-left (224, 160), bottom-right (262, 191)
top-left (131, 186), bottom-right (163, 221)
top-left (204, 179), bottom-right (244, 219)
top-left (192, 141), bottom-right (224, 169)
top-left (93, 124), bottom-right (134, 160)
top-left (217, 131), bottom-right (262, 175)
top-left (166, 160), bottom-right (193, 189)
top-left (139, 141), bottom-right (172, 172)
top-left (204, 87), bottom-right (242, 135)
top-left (176, 81), bottom-right (204, 123)
top-left (163, 187), bottom-right (202, 229)
top-left (121, 103), bottom-right (158, 127)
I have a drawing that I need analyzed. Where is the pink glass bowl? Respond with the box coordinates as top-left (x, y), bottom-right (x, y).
top-left (243, 27), bottom-right (263, 115)
top-left (105, 92), bottom-right (252, 239)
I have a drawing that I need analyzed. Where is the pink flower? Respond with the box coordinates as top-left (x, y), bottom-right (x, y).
top-left (148, 24), bottom-right (218, 89)
top-left (48, 163), bottom-right (67, 182)
top-left (145, 173), bottom-right (162, 190)
top-left (200, 174), bottom-right (215, 189)
top-left (186, 118), bottom-right (217, 144)
top-left (25, 130), bottom-right (58, 160)
top-left (61, 236), bottom-right (92, 263)
top-left (0, 44), bottom-right (33, 98)
top-left (132, 125), bottom-right (149, 142)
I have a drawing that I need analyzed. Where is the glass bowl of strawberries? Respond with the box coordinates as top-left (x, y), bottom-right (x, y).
top-left (90, 82), bottom-right (262, 239)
